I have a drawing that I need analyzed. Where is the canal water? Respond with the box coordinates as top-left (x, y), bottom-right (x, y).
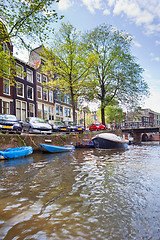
top-left (0, 143), bottom-right (160, 240)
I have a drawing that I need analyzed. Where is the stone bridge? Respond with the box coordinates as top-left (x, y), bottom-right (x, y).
top-left (122, 127), bottom-right (160, 143)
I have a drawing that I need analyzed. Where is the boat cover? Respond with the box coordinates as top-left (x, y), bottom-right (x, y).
top-left (92, 133), bottom-right (129, 143)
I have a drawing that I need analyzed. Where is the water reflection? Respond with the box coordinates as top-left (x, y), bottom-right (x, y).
top-left (0, 145), bottom-right (160, 239)
top-left (0, 157), bottom-right (33, 168)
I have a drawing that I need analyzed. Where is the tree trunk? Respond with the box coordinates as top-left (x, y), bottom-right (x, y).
top-left (70, 86), bottom-right (76, 122)
top-left (101, 107), bottom-right (105, 125)
top-left (101, 81), bottom-right (105, 125)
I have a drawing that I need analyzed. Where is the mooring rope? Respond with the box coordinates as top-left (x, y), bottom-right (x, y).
top-left (16, 134), bottom-right (27, 146)
top-left (28, 134), bottom-right (39, 148)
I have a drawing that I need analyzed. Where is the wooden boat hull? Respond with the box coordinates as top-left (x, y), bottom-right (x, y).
top-left (92, 133), bottom-right (129, 150)
top-left (39, 143), bottom-right (75, 153)
top-left (0, 146), bottom-right (33, 159)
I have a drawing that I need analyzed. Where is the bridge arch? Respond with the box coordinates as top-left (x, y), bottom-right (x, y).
top-left (142, 133), bottom-right (148, 141)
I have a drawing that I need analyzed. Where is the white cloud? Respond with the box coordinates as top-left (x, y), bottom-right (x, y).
top-left (155, 40), bottom-right (160, 45)
top-left (154, 57), bottom-right (160, 62)
top-left (103, 8), bottom-right (110, 15)
top-left (57, 0), bottom-right (160, 35)
top-left (58, 0), bottom-right (74, 11)
top-left (112, 0), bottom-right (154, 25)
top-left (146, 23), bottom-right (160, 35)
top-left (106, 0), bottom-right (160, 35)
top-left (144, 88), bottom-right (160, 113)
top-left (150, 52), bottom-right (160, 62)
top-left (133, 41), bottom-right (141, 47)
top-left (81, 0), bottom-right (103, 14)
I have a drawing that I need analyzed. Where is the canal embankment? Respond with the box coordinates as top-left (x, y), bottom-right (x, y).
top-left (0, 130), bottom-right (123, 150)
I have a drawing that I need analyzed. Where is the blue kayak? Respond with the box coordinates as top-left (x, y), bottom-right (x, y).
top-left (0, 146), bottom-right (33, 159)
top-left (39, 143), bottom-right (75, 153)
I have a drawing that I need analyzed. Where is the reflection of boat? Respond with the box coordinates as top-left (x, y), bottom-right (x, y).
top-left (39, 143), bottom-right (75, 153)
top-left (0, 157), bottom-right (33, 168)
top-left (75, 141), bottom-right (94, 148)
top-left (92, 133), bottom-right (129, 150)
top-left (0, 146), bottom-right (33, 159)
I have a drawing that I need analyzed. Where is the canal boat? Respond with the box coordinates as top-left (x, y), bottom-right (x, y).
top-left (39, 143), bottom-right (75, 153)
top-left (92, 133), bottom-right (129, 150)
top-left (0, 146), bottom-right (33, 159)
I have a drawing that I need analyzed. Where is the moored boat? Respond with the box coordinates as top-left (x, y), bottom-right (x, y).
top-left (92, 133), bottom-right (129, 150)
top-left (0, 146), bottom-right (33, 159)
top-left (39, 143), bottom-right (75, 153)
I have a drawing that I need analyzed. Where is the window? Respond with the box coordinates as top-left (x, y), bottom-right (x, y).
top-left (48, 107), bottom-right (54, 120)
top-left (56, 105), bottom-right (59, 115)
top-left (27, 69), bottom-right (33, 82)
top-left (64, 108), bottom-right (71, 117)
top-left (22, 102), bottom-right (26, 120)
top-left (60, 106), bottom-right (63, 116)
top-left (43, 89), bottom-right (48, 101)
top-left (3, 79), bottom-right (10, 95)
top-left (16, 64), bottom-right (24, 79)
top-left (27, 86), bottom-right (33, 100)
top-left (37, 104), bottom-right (42, 118)
top-left (3, 42), bottom-right (9, 54)
top-left (37, 86), bottom-right (42, 99)
top-left (16, 100), bottom-right (26, 121)
top-left (44, 105), bottom-right (48, 120)
top-left (64, 94), bottom-right (67, 103)
top-left (29, 103), bottom-right (35, 117)
top-left (57, 90), bottom-right (60, 101)
top-left (65, 108), bottom-right (67, 117)
top-left (68, 108), bottom-right (71, 117)
top-left (37, 72), bottom-right (41, 83)
top-left (42, 75), bottom-right (47, 83)
top-left (2, 101), bottom-right (10, 114)
top-left (17, 82), bottom-right (24, 97)
top-left (67, 95), bottom-right (70, 104)
top-left (49, 90), bottom-right (53, 103)
top-left (3, 43), bottom-right (10, 75)
top-left (64, 94), bottom-right (70, 104)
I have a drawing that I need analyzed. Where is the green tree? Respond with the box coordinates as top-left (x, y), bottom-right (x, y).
top-left (105, 106), bottom-right (125, 124)
top-left (0, 0), bottom-right (62, 47)
top-left (0, 0), bottom-right (62, 81)
top-left (83, 24), bottom-right (149, 125)
top-left (41, 22), bottom-right (98, 122)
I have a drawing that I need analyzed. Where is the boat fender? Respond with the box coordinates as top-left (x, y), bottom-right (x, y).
top-left (0, 155), bottom-right (5, 160)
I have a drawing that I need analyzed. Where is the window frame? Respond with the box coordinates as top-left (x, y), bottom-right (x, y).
top-left (29, 103), bottom-right (35, 117)
top-left (27, 86), bottom-right (34, 100)
top-left (42, 75), bottom-right (47, 83)
top-left (16, 64), bottom-right (24, 79)
top-left (2, 100), bottom-right (10, 114)
top-left (37, 72), bottom-right (42, 83)
top-left (43, 89), bottom-right (48, 101)
top-left (49, 90), bottom-right (53, 103)
top-left (3, 78), bottom-right (10, 95)
top-left (26, 69), bottom-right (33, 83)
top-left (17, 82), bottom-right (24, 98)
top-left (16, 100), bottom-right (27, 121)
top-left (37, 86), bottom-right (42, 99)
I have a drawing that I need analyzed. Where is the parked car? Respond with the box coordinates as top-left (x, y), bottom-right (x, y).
top-left (62, 121), bottom-right (84, 133)
top-left (0, 114), bottom-right (22, 134)
top-left (22, 117), bottom-right (52, 134)
top-left (48, 120), bottom-right (69, 133)
top-left (89, 123), bottom-right (106, 131)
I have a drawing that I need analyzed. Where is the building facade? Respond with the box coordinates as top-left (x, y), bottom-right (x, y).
top-left (123, 108), bottom-right (160, 128)
top-left (13, 58), bottom-right (37, 120)
top-left (29, 46), bottom-right (78, 122)
top-left (0, 30), bottom-right (14, 115)
top-left (0, 20), bottom-right (79, 122)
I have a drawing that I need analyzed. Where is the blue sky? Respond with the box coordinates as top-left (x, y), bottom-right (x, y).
top-left (15, 0), bottom-right (160, 112)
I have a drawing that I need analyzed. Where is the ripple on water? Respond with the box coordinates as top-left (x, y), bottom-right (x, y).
top-left (0, 146), bottom-right (160, 239)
